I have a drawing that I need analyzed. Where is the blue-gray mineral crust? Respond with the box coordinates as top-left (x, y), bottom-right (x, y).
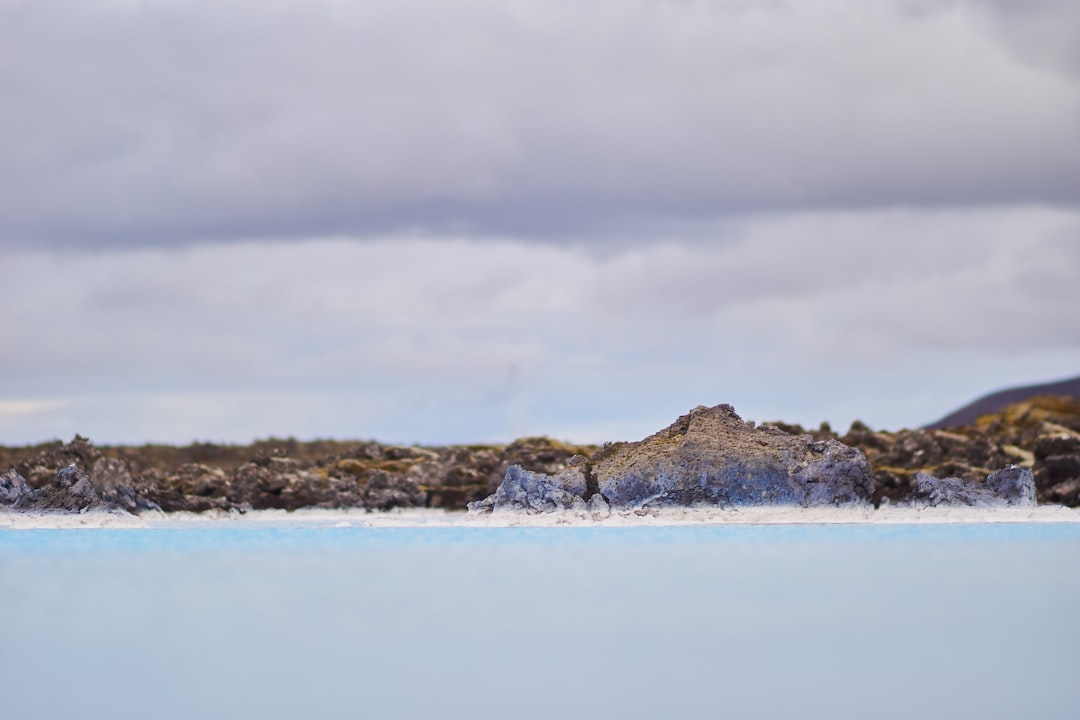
top-left (470, 404), bottom-right (876, 513)
top-left (901, 465), bottom-right (1036, 508)
top-left (468, 462), bottom-right (589, 514)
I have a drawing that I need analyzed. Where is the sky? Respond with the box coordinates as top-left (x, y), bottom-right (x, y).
top-left (1, 0), bottom-right (1079, 446)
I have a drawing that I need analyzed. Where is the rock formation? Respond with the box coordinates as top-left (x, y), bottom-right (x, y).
top-left (0, 469), bottom-right (30, 505)
top-left (471, 404), bottom-right (876, 513)
top-left (1, 396), bottom-right (1076, 515)
top-left (900, 466), bottom-right (1036, 508)
top-left (468, 460), bottom-right (590, 514)
top-left (10, 464), bottom-right (105, 513)
top-left (834, 395), bottom-right (1080, 506)
top-left (594, 405), bottom-right (874, 508)
top-left (0, 434), bottom-right (593, 515)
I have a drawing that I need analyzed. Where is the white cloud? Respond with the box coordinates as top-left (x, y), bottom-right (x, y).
top-left (2, 207), bottom-right (1078, 444)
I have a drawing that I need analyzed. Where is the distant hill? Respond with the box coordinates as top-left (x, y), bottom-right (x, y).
top-left (926, 375), bottom-right (1080, 429)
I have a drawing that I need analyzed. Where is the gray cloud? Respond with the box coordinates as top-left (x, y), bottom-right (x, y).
top-left (1, 0), bottom-right (1077, 249)
top-left (4, 1), bottom-right (1078, 445)
top-left (961, 0), bottom-right (1080, 76)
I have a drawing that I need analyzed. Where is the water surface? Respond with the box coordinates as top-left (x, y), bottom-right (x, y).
top-left (2, 523), bottom-right (1078, 719)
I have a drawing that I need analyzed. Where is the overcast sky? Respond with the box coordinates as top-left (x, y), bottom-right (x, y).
top-left (2, 0), bottom-right (1079, 445)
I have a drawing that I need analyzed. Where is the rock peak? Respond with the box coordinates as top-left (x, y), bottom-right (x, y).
top-left (473, 404), bottom-right (876, 513)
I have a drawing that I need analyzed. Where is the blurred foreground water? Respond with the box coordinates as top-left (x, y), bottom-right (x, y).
top-left (2, 522), bottom-right (1079, 720)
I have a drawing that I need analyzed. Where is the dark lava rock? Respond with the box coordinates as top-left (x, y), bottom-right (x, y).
top-left (90, 457), bottom-right (145, 511)
top-left (323, 444), bottom-right (434, 510)
top-left (1034, 435), bottom-right (1080, 459)
top-left (406, 446), bottom-right (499, 509)
top-left (901, 465), bottom-right (1035, 508)
top-left (14, 464), bottom-right (104, 512)
top-left (142, 463), bottom-right (232, 513)
top-left (227, 457), bottom-right (359, 511)
top-left (1040, 454), bottom-right (1080, 485)
top-left (473, 404), bottom-right (875, 513)
top-left (842, 395), bottom-right (1080, 506)
top-left (9, 435), bottom-right (104, 490)
top-left (362, 469), bottom-right (427, 511)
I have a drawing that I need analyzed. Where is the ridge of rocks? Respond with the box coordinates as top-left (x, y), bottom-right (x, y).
top-left (836, 395), bottom-right (1080, 506)
top-left (588, 404), bottom-right (874, 508)
top-left (0, 435), bottom-right (592, 515)
top-left (471, 405), bottom-right (1033, 514)
top-left (1, 396), bottom-right (1073, 515)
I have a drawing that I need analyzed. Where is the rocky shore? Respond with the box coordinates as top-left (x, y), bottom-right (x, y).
top-left (1, 396), bottom-right (1077, 516)
top-left (0, 434), bottom-right (593, 515)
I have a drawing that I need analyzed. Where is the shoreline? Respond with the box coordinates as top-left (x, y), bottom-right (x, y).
top-left (3, 504), bottom-right (1078, 530)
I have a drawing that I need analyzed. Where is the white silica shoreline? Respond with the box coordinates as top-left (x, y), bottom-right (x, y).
top-left (2, 504), bottom-right (1078, 529)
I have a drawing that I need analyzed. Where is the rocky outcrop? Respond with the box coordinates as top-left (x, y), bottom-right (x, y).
top-left (984, 465), bottom-right (1039, 505)
top-left (472, 405), bottom-right (876, 513)
top-left (0, 470), bottom-right (30, 505)
top-left (593, 405), bottom-right (874, 509)
top-left (90, 457), bottom-right (145, 511)
top-left (0, 435), bottom-right (595, 515)
top-left (901, 466), bottom-right (1036, 508)
top-left (1, 396), bottom-right (1077, 515)
top-left (833, 395), bottom-right (1080, 506)
top-left (12, 464), bottom-right (105, 512)
top-left (469, 461), bottom-right (589, 514)
top-left (485, 437), bottom-right (586, 496)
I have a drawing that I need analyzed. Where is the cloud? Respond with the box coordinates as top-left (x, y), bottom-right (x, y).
top-left (4, 1), bottom-right (1077, 443)
top-left (0, 399), bottom-right (68, 436)
top-left (961, 0), bottom-right (1080, 76)
top-left (1, 0), bottom-right (1077, 249)
top-left (2, 208), bottom-right (1078, 443)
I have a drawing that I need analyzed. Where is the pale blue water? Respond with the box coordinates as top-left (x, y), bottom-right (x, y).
top-left (2, 523), bottom-right (1079, 719)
